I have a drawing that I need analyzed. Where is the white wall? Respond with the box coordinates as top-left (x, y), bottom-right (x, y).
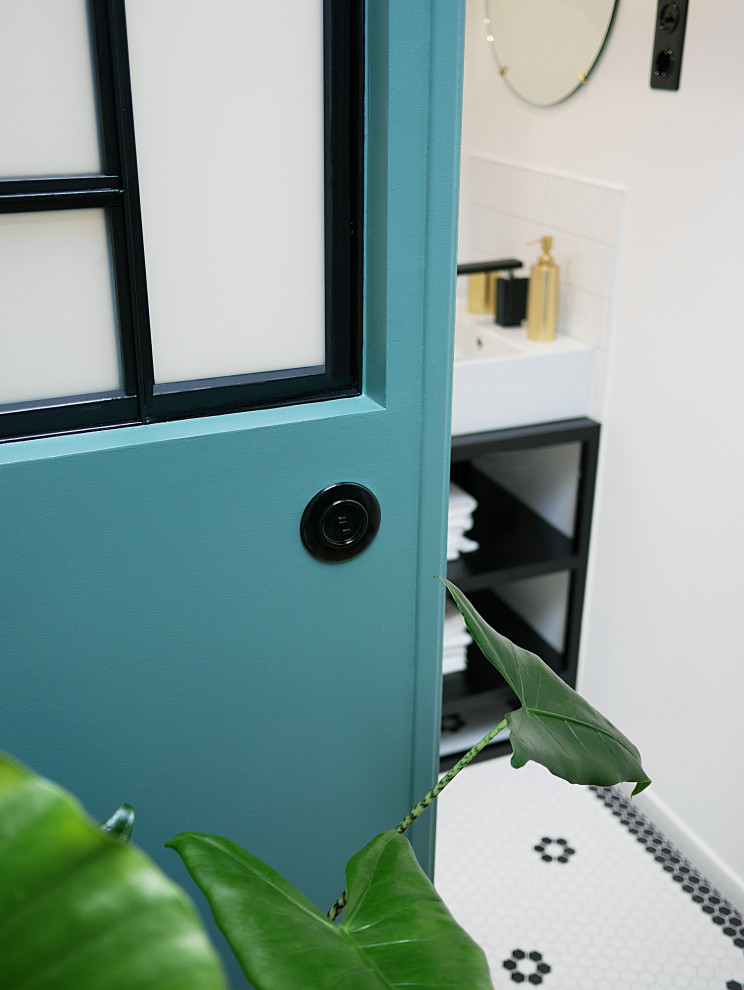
top-left (460, 0), bottom-right (744, 906)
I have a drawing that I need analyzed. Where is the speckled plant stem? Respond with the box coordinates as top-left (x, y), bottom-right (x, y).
top-left (327, 718), bottom-right (508, 921)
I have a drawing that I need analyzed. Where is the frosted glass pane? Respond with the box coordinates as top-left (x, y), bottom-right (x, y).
top-left (0, 0), bottom-right (101, 178)
top-left (125, 0), bottom-right (325, 385)
top-left (0, 210), bottom-right (122, 405)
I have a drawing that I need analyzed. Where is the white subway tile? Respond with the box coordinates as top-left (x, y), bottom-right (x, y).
top-left (466, 155), bottom-right (625, 420)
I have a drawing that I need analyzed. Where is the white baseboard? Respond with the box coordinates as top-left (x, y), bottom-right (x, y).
top-left (629, 787), bottom-right (744, 916)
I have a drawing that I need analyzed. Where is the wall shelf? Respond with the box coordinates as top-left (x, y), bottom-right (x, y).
top-left (447, 466), bottom-right (578, 587)
top-left (441, 417), bottom-right (600, 770)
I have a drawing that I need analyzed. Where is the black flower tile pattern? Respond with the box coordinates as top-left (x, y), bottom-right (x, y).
top-left (435, 756), bottom-right (744, 989)
top-left (503, 949), bottom-right (551, 984)
top-left (534, 837), bottom-right (575, 863)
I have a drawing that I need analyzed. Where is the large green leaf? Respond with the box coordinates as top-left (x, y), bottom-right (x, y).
top-left (443, 579), bottom-right (651, 795)
top-left (0, 752), bottom-right (226, 990)
top-left (168, 828), bottom-right (494, 990)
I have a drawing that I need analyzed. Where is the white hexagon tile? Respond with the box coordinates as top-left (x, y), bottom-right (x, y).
top-left (434, 755), bottom-right (744, 989)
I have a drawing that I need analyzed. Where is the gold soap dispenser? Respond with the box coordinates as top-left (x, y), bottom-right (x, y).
top-left (526, 236), bottom-right (559, 341)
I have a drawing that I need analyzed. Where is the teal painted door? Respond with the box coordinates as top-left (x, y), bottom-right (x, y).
top-left (0, 3), bottom-right (465, 985)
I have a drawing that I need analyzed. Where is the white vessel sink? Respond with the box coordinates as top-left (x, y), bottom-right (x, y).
top-left (451, 308), bottom-right (593, 436)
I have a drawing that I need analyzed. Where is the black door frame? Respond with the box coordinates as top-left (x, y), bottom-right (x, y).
top-left (0, 0), bottom-right (364, 443)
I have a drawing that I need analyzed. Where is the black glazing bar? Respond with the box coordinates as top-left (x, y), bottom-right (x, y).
top-left (0, 177), bottom-right (123, 214)
top-left (107, 206), bottom-right (140, 397)
top-left (348, 0), bottom-right (365, 388)
top-left (144, 374), bottom-right (359, 425)
top-left (0, 397), bottom-right (140, 445)
top-left (323, 0), bottom-right (336, 373)
top-left (88, 0), bottom-right (141, 400)
top-left (323, 0), bottom-right (364, 388)
top-left (87, 0), bottom-right (122, 173)
top-left (105, 0), bottom-right (155, 420)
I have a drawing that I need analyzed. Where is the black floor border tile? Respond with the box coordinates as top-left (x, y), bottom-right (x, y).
top-left (591, 786), bottom-right (744, 956)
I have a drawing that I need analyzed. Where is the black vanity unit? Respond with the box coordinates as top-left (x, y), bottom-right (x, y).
top-left (441, 417), bottom-right (600, 769)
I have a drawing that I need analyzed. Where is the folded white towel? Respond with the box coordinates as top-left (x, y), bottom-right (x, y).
top-left (449, 481), bottom-right (477, 515)
top-left (443, 633), bottom-right (473, 653)
top-left (447, 520), bottom-right (474, 537)
top-left (443, 636), bottom-right (472, 658)
top-left (442, 647), bottom-right (468, 675)
top-left (443, 601), bottom-right (473, 652)
top-left (448, 507), bottom-right (475, 524)
top-left (446, 534), bottom-right (479, 561)
top-left (444, 599), bottom-right (466, 627)
top-left (447, 483), bottom-right (478, 562)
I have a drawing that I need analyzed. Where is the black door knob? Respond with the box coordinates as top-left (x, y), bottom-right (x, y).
top-left (301, 483), bottom-right (380, 561)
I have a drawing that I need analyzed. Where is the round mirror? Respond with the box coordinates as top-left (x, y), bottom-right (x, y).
top-left (483, 0), bottom-right (617, 107)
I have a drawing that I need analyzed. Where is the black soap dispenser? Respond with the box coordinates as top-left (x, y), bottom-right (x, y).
top-left (495, 273), bottom-right (529, 327)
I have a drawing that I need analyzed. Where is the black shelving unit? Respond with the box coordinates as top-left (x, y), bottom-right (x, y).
top-left (441, 417), bottom-right (600, 770)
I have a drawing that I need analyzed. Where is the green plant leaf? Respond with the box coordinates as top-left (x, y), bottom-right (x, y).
top-left (99, 802), bottom-right (135, 843)
top-left (0, 752), bottom-right (226, 990)
top-left (168, 828), bottom-right (493, 990)
top-left (442, 578), bottom-right (651, 795)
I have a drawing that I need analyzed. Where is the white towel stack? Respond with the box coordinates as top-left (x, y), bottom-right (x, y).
top-left (442, 599), bottom-right (472, 675)
top-left (447, 481), bottom-right (479, 562)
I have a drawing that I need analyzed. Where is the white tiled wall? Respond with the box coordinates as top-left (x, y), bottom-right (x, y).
top-left (462, 156), bottom-right (626, 420)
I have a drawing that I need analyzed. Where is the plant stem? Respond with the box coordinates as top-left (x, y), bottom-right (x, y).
top-left (395, 718), bottom-right (507, 834)
top-left (327, 718), bottom-right (508, 921)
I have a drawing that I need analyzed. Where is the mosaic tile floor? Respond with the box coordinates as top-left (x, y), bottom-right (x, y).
top-left (434, 755), bottom-right (744, 989)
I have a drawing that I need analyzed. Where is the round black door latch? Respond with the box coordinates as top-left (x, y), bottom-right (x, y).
top-left (300, 483), bottom-right (380, 562)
